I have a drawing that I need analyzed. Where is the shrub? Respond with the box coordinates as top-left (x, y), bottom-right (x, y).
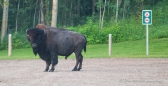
top-left (0, 32), bottom-right (30, 50)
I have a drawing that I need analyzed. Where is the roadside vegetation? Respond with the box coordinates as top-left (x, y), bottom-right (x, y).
top-left (0, 38), bottom-right (168, 60)
top-left (0, 0), bottom-right (168, 59)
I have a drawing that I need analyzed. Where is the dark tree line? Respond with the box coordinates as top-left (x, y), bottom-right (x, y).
top-left (0, 0), bottom-right (168, 49)
top-left (0, 0), bottom-right (164, 34)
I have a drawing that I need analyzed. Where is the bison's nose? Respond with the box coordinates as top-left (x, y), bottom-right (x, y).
top-left (32, 43), bottom-right (37, 48)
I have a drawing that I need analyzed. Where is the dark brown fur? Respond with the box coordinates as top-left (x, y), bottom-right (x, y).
top-left (26, 24), bottom-right (87, 72)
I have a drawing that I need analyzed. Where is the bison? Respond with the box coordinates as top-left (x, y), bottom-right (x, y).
top-left (26, 24), bottom-right (87, 72)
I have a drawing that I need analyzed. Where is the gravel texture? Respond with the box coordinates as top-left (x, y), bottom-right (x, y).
top-left (0, 58), bottom-right (168, 86)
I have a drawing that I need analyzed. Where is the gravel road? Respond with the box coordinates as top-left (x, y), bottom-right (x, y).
top-left (0, 58), bottom-right (168, 86)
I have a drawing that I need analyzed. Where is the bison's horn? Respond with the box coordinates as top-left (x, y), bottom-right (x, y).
top-left (43, 29), bottom-right (46, 36)
top-left (26, 29), bottom-right (28, 33)
top-left (26, 29), bottom-right (29, 36)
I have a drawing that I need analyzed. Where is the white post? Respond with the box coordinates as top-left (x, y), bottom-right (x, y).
top-left (146, 24), bottom-right (149, 55)
top-left (108, 34), bottom-right (112, 56)
top-left (8, 34), bottom-right (12, 57)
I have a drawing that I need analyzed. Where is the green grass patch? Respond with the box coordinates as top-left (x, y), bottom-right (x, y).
top-left (0, 38), bottom-right (168, 60)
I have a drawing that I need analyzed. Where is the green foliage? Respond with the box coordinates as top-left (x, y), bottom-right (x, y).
top-left (69, 17), bottom-right (146, 44)
top-left (0, 37), bottom-right (8, 50)
top-left (0, 32), bottom-right (30, 50)
top-left (12, 33), bottom-right (30, 49)
top-left (69, 8), bottom-right (168, 44)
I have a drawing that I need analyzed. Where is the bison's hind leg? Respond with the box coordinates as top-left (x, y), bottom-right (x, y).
top-left (77, 54), bottom-right (83, 71)
top-left (72, 53), bottom-right (83, 71)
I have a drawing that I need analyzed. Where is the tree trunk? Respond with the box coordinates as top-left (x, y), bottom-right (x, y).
top-left (92, 0), bottom-right (95, 15)
top-left (69, 1), bottom-right (72, 26)
top-left (115, 0), bottom-right (122, 23)
top-left (62, 0), bottom-right (67, 26)
top-left (1, 0), bottom-right (9, 44)
top-left (51, 0), bottom-right (58, 27)
top-left (101, 0), bottom-right (107, 29)
top-left (38, 10), bottom-right (41, 24)
top-left (77, 0), bottom-right (80, 17)
top-left (99, 0), bottom-right (102, 30)
top-left (42, 0), bottom-right (51, 25)
top-left (107, 0), bottom-right (110, 15)
top-left (40, 0), bottom-right (44, 24)
top-left (33, 0), bottom-right (38, 27)
top-left (15, 0), bottom-right (20, 33)
top-left (123, 0), bottom-right (125, 20)
top-left (115, 0), bottom-right (118, 23)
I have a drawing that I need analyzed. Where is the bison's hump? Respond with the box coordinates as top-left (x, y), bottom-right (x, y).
top-left (36, 24), bottom-right (46, 29)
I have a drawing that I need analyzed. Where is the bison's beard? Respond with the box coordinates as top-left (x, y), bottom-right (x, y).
top-left (33, 48), bottom-right (38, 56)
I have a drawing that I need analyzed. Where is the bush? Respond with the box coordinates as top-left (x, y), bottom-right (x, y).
top-left (69, 18), bottom-right (147, 44)
top-left (0, 32), bottom-right (30, 50)
top-left (69, 13), bottom-right (168, 44)
top-left (12, 33), bottom-right (30, 49)
top-left (0, 38), bottom-right (8, 50)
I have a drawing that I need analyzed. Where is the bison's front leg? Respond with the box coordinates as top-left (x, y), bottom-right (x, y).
top-left (49, 53), bottom-right (58, 72)
top-left (44, 59), bottom-right (51, 72)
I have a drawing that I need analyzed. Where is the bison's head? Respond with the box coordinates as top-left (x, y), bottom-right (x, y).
top-left (26, 28), bottom-right (46, 55)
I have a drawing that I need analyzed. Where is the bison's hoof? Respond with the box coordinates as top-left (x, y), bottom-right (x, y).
top-left (43, 70), bottom-right (48, 72)
top-left (49, 69), bottom-right (54, 72)
top-left (77, 68), bottom-right (81, 71)
top-left (72, 68), bottom-right (78, 71)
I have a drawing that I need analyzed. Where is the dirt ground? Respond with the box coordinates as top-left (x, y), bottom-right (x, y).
top-left (0, 58), bottom-right (168, 86)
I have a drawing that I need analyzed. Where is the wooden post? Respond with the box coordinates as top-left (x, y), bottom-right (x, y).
top-left (8, 34), bottom-right (12, 57)
top-left (108, 34), bottom-right (112, 56)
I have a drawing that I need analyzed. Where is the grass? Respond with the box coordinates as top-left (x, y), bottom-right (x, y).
top-left (0, 38), bottom-right (168, 60)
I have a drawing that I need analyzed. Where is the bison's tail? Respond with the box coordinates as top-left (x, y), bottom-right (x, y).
top-left (83, 41), bottom-right (87, 53)
top-left (84, 45), bottom-right (86, 52)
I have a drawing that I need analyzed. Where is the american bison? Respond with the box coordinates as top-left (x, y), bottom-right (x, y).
top-left (26, 24), bottom-right (87, 72)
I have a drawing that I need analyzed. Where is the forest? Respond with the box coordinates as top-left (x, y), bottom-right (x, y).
top-left (0, 0), bottom-right (168, 50)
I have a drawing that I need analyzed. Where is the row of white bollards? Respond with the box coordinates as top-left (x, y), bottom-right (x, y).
top-left (7, 34), bottom-right (112, 57)
top-left (7, 33), bottom-right (149, 57)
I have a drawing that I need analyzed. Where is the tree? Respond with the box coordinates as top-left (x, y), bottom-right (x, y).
top-left (122, 0), bottom-right (130, 20)
top-left (115, 0), bottom-right (118, 23)
top-left (1, 0), bottom-right (9, 44)
top-left (33, 0), bottom-right (39, 27)
top-left (101, 0), bottom-right (106, 29)
top-left (44, 0), bottom-right (51, 25)
top-left (15, 0), bottom-right (20, 33)
top-left (98, 0), bottom-right (102, 29)
top-left (40, 0), bottom-right (44, 24)
top-left (98, 0), bottom-right (106, 30)
top-left (51, 0), bottom-right (58, 27)
top-left (115, 0), bottom-right (121, 23)
top-left (92, 0), bottom-right (96, 15)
